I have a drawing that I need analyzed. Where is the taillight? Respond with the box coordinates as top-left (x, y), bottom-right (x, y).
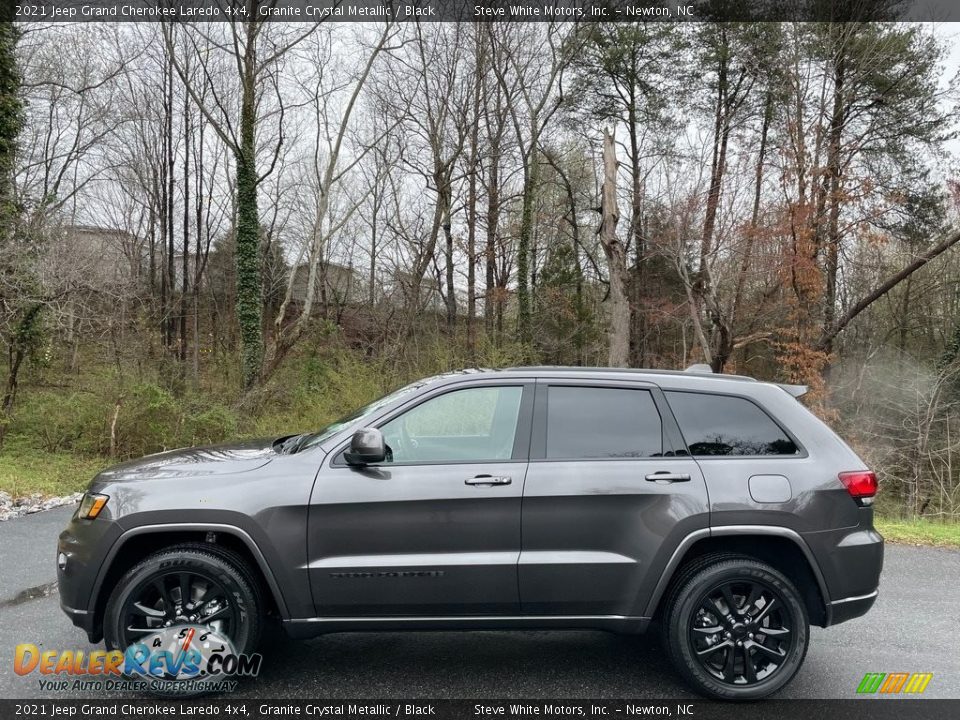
top-left (838, 471), bottom-right (878, 500)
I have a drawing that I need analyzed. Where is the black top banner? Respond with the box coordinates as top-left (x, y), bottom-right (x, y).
top-left (9, 0), bottom-right (960, 23)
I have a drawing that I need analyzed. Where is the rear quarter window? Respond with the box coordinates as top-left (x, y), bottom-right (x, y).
top-left (664, 391), bottom-right (799, 457)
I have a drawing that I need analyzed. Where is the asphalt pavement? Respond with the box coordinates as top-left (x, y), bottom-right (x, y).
top-left (0, 506), bottom-right (957, 699)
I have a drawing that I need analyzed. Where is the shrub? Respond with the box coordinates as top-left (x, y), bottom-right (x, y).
top-left (10, 390), bottom-right (108, 454)
top-left (181, 402), bottom-right (239, 447)
top-left (112, 383), bottom-right (181, 458)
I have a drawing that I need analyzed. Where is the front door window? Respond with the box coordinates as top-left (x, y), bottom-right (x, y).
top-left (380, 386), bottom-right (523, 463)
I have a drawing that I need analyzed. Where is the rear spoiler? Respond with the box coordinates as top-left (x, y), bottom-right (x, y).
top-left (681, 363), bottom-right (808, 398)
top-left (777, 384), bottom-right (808, 398)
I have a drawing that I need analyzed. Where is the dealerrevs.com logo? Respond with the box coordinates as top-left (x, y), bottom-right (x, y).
top-left (15, 624), bottom-right (261, 695)
top-left (856, 672), bottom-right (933, 695)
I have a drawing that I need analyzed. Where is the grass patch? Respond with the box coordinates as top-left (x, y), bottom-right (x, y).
top-left (875, 517), bottom-right (960, 548)
top-left (0, 448), bottom-right (108, 498)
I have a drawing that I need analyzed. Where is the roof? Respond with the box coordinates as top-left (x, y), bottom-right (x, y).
top-left (420, 365), bottom-right (756, 385)
top-left (503, 365), bottom-right (757, 382)
top-left (420, 365), bottom-right (807, 398)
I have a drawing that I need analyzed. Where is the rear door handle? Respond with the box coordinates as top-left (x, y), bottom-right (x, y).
top-left (645, 472), bottom-right (691, 483)
top-left (465, 475), bottom-right (512, 486)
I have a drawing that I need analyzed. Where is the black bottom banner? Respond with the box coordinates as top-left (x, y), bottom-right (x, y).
top-left (1, 700), bottom-right (958, 720)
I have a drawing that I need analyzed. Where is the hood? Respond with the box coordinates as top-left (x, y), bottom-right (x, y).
top-left (95, 438), bottom-right (278, 483)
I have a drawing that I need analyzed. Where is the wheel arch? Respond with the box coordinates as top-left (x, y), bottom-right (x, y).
top-left (645, 526), bottom-right (830, 627)
top-left (89, 523), bottom-right (290, 641)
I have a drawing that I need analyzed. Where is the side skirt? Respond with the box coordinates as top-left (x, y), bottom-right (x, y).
top-left (282, 614), bottom-right (651, 638)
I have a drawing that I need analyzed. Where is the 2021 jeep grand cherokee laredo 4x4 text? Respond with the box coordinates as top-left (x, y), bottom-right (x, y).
top-left (58, 366), bottom-right (883, 699)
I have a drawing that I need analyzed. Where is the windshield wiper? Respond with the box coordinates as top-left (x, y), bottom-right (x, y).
top-left (286, 433), bottom-right (314, 454)
top-left (276, 434), bottom-right (306, 454)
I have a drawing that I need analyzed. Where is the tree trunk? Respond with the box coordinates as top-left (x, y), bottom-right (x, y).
top-left (165, 50), bottom-right (176, 352)
top-left (485, 141), bottom-right (500, 337)
top-left (235, 27), bottom-right (264, 389)
top-left (179, 82), bottom-right (190, 370)
top-left (0, 303), bottom-right (42, 448)
top-left (466, 40), bottom-right (482, 355)
top-left (192, 111), bottom-right (205, 384)
top-left (600, 128), bottom-right (629, 368)
top-left (627, 95), bottom-right (647, 367)
top-left (442, 194), bottom-right (456, 328)
top-left (516, 160), bottom-right (536, 345)
top-left (822, 50), bottom-right (846, 356)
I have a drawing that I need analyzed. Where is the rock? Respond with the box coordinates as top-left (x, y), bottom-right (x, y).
top-left (0, 490), bottom-right (84, 521)
top-left (14, 493), bottom-right (42, 508)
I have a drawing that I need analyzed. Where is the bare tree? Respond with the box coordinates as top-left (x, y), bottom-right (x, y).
top-left (599, 128), bottom-right (629, 367)
top-left (162, 10), bottom-right (320, 388)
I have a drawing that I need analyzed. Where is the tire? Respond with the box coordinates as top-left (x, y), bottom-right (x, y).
top-left (103, 543), bottom-right (263, 657)
top-left (661, 553), bottom-right (809, 700)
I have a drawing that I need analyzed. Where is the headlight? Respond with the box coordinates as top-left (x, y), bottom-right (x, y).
top-left (78, 492), bottom-right (109, 520)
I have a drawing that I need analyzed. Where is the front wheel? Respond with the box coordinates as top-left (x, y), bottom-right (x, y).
top-left (662, 555), bottom-right (809, 700)
top-left (103, 543), bottom-right (263, 656)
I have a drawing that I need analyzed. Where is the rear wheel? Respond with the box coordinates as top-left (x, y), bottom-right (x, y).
top-left (662, 554), bottom-right (809, 700)
top-left (104, 543), bottom-right (263, 655)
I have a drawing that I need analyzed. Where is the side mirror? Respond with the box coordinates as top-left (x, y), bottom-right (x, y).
top-left (344, 427), bottom-right (386, 466)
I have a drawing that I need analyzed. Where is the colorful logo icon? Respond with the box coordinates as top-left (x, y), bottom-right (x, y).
top-left (15, 623), bottom-right (261, 695)
top-left (856, 672), bottom-right (933, 695)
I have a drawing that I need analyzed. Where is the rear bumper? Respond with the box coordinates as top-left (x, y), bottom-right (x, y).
top-left (827, 588), bottom-right (879, 626)
top-left (803, 521), bottom-right (884, 623)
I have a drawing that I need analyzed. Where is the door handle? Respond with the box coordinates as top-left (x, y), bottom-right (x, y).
top-left (465, 475), bottom-right (512, 486)
top-left (645, 471), bottom-right (691, 483)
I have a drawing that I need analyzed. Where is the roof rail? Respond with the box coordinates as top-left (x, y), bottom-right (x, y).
top-left (684, 363), bottom-right (713, 374)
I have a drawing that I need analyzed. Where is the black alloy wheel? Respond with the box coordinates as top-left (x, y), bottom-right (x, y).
top-left (662, 553), bottom-right (810, 700)
top-left (688, 579), bottom-right (794, 686)
top-left (104, 543), bottom-right (263, 656)
top-left (119, 569), bottom-right (240, 648)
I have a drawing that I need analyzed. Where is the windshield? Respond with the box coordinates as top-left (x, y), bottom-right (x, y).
top-left (294, 380), bottom-right (426, 451)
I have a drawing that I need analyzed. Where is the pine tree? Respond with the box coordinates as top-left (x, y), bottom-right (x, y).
top-left (0, 20), bottom-right (23, 234)
top-left (0, 18), bottom-right (29, 434)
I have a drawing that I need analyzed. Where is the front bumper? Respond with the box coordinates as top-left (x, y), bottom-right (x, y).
top-left (57, 511), bottom-right (122, 643)
top-left (59, 601), bottom-right (101, 643)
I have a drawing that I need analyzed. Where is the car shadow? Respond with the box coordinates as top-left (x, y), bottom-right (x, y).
top-left (239, 628), bottom-right (693, 698)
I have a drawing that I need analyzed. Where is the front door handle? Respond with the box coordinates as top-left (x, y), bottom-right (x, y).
top-left (645, 471), bottom-right (691, 483)
top-left (465, 475), bottom-right (512, 486)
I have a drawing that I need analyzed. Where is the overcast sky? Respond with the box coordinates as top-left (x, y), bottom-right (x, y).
top-left (935, 23), bottom-right (960, 163)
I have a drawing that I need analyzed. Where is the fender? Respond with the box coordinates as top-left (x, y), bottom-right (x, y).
top-left (642, 525), bottom-right (832, 621)
top-left (89, 522), bottom-right (290, 619)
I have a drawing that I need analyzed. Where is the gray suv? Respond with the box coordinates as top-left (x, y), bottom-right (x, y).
top-left (57, 366), bottom-right (883, 699)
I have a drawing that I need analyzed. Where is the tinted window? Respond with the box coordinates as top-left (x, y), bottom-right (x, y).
top-left (665, 391), bottom-right (798, 456)
top-left (546, 386), bottom-right (662, 459)
top-left (381, 386), bottom-right (523, 463)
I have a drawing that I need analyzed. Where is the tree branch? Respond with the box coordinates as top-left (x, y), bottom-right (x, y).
top-left (817, 227), bottom-right (960, 351)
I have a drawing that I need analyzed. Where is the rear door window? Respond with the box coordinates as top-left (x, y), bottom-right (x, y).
top-left (545, 386), bottom-right (662, 459)
top-left (664, 391), bottom-right (799, 456)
